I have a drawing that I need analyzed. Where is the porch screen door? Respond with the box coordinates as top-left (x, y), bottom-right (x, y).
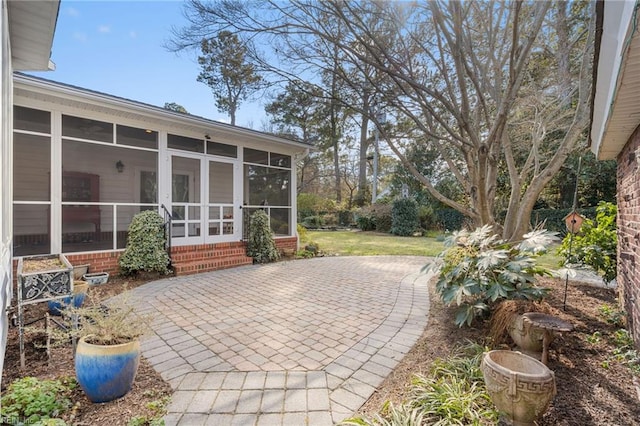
top-left (170, 155), bottom-right (202, 244)
top-left (207, 160), bottom-right (236, 241)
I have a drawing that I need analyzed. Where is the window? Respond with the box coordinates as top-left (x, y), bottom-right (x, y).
top-left (245, 166), bottom-right (291, 206)
top-left (207, 141), bottom-right (237, 158)
top-left (244, 148), bottom-right (268, 164)
top-left (62, 140), bottom-right (157, 203)
top-left (168, 134), bottom-right (204, 153)
top-left (117, 125), bottom-right (158, 149)
top-left (14, 106), bottom-right (50, 133)
top-left (62, 115), bottom-right (113, 142)
top-left (243, 148), bottom-right (293, 237)
top-left (13, 133), bottom-right (50, 201)
top-left (270, 153), bottom-right (291, 168)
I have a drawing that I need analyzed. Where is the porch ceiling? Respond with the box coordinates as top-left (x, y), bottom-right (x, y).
top-left (8, 0), bottom-right (59, 71)
top-left (591, 1), bottom-right (640, 160)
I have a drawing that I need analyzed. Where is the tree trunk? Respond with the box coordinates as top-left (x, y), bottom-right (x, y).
top-left (358, 114), bottom-right (369, 196)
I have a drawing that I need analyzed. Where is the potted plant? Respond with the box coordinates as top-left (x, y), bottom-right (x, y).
top-left (57, 295), bottom-right (152, 403)
top-left (47, 280), bottom-right (89, 316)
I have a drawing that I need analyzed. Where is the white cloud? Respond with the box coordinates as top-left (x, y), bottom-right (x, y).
top-left (66, 7), bottom-right (80, 17)
top-left (216, 118), bottom-right (231, 124)
top-left (98, 25), bottom-right (111, 33)
top-left (129, 31), bottom-right (137, 39)
top-left (73, 32), bottom-right (88, 43)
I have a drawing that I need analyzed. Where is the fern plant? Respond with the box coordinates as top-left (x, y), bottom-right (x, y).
top-left (246, 210), bottom-right (279, 264)
top-left (427, 225), bottom-right (556, 327)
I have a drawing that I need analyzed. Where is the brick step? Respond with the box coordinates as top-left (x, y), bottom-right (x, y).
top-left (171, 250), bottom-right (249, 263)
top-left (172, 256), bottom-right (254, 275)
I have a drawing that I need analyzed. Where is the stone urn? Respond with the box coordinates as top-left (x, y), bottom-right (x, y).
top-left (508, 314), bottom-right (546, 357)
top-left (481, 350), bottom-right (556, 426)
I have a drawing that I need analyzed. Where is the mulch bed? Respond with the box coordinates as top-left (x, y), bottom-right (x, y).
top-left (3, 269), bottom-right (640, 425)
top-left (359, 276), bottom-right (640, 425)
top-left (2, 273), bottom-right (172, 425)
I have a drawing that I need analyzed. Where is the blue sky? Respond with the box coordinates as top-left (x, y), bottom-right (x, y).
top-left (28, 0), bottom-right (267, 128)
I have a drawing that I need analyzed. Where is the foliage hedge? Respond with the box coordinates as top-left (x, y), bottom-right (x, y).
top-left (356, 213), bottom-right (376, 231)
top-left (372, 204), bottom-right (393, 233)
top-left (435, 209), bottom-right (467, 231)
top-left (530, 207), bottom-right (597, 233)
top-left (391, 198), bottom-right (420, 236)
top-left (559, 202), bottom-right (617, 283)
top-left (430, 206), bottom-right (599, 234)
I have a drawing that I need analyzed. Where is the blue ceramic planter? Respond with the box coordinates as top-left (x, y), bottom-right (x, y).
top-left (48, 281), bottom-right (89, 315)
top-left (75, 337), bottom-right (141, 403)
top-left (47, 293), bottom-right (86, 315)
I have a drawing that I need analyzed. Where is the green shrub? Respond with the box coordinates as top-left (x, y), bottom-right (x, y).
top-left (246, 210), bottom-right (279, 264)
top-left (531, 206), bottom-right (597, 233)
top-left (297, 193), bottom-right (335, 220)
top-left (418, 205), bottom-right (437, 230)
top-left (302, 215), bottom-right (325, 229)
top-left (356, 212), bottom-right (376, 231)
top-left (119, 210), bottom-right (170, 275)
top-left (1, 376), bottom-right (76, 424)
top-left (297, 223), bottom-right (308, 243)
top-left (391, 198), bottom-right (420, 236)
top-left (322, 213), bottom-right (338, 226)
top-left (435, 208), bottom-right (467, 231)
top-left (337, 210), bottom-right (354, 226)
top-left (558, 201), bottom-right (617, 283)
top-left (427, 225), bottom-right (556, 327)
top-left (372, 203), bottom-right (393, 233)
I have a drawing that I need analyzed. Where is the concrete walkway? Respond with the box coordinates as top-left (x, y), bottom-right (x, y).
top-left (126, 256), bottom-right (432, 425)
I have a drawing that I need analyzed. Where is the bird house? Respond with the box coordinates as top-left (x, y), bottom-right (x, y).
top-left (564, 211), bottom-right (584, 234)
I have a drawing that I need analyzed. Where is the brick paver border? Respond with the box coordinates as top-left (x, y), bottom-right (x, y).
top-left (126, 256), bottom-right (432, 425)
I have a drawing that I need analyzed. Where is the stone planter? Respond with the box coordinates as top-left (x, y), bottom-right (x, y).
top-left (83, 272), bottom-right (109, 286)
top-left (508, 314), bottom-right (546, 357)
top-left (73, 264), bottom-right (90, 280)
top-left (17, 254), bottom-right (73, 304)
top-left (17, 254), bottom-right (74, 368)
top-left (481, 350), bottom-right (556, 426)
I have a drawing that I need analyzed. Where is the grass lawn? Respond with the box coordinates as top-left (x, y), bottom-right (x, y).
top-left (305, 230), bottom-right (445, 257)
top-left (536, 244), bottom-right (563, 270)
top-left (305, 230), bottom-right (564, 271)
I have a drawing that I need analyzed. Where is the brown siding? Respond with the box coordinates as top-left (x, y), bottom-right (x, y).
top-left (616, 125), bottom-right (640, 348)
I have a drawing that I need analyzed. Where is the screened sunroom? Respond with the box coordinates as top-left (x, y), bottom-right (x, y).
top-left (12, 74), bottom-right (308, 264)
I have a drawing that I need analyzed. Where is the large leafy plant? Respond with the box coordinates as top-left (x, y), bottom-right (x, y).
top-left (119, 210), bottom-right (170, 275)
top-left (428, 225), bottom-right (556, 327)
top-left (558, 201), bottom-right (617, 283)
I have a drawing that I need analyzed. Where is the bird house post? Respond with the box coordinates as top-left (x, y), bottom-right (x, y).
top-left (564, 211), bottom-right (584, 234)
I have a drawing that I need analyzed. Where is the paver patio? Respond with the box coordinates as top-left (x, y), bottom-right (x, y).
top-left (126, 256), bottom-right (432, 425)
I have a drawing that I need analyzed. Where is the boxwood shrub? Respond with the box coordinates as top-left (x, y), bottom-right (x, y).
top-left (391, 198), bottom-right (419, 236)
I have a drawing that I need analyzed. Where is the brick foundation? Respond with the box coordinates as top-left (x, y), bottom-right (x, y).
top-left (616, 125), bottom-right (640, 348)
top-left (12, 236), bottom-right (299, 279)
